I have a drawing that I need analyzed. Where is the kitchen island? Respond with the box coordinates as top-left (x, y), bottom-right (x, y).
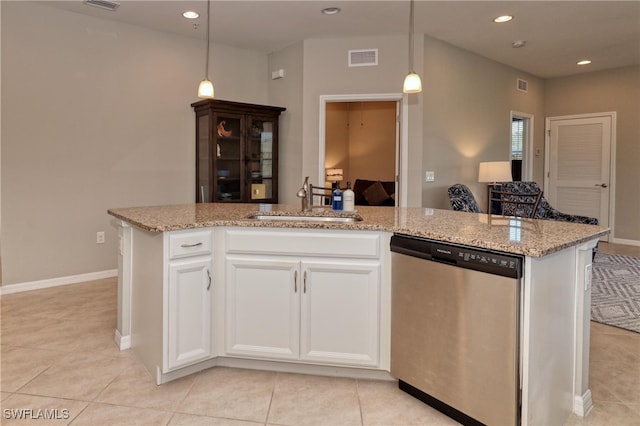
top-left (108, 203), bottom-right (608, 426)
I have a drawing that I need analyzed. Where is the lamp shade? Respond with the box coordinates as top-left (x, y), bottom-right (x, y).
top-left (403, 72), bottom-right (422, 94)
top-left (478, 161), bottom-right (512, 183)
top-left (326, 168), bottom-right (344, 182)
top-left (198, 79), bottom-right (214, 98)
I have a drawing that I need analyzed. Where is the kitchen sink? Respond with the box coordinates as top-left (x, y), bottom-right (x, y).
top-left (247, 213), bottom-right (362, 223)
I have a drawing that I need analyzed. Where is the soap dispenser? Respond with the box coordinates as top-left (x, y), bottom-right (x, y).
top-left (331, 184), bottom-right (343, 211)
top-left (343, 181), bottom-right (355, 212)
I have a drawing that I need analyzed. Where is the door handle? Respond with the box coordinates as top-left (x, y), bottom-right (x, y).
top-left (594, 183), bottom-right (608, 188)
top-left (294, 270), bottom-right (298, 293)
top-left (206, 268), bottom-right (212, 291)
top-left (303, 271), bottom-right (307, 294)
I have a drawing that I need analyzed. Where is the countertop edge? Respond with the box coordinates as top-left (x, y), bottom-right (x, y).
top-left (107, 208), bottom-right (608, 258)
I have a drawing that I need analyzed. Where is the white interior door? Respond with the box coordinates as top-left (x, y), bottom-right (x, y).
top-left (545, 114), bottom-right (612, 235)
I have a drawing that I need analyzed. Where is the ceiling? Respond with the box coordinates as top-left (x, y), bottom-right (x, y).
top-left (44, 1), bottom-right (640, 78)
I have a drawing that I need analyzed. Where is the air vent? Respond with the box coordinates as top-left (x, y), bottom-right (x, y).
top-left (348, 49), bottom-right (378, 67)
top-left (517, 78), bottom-right (529, 93)
top-left (83, 0), bottom-right (120, 11)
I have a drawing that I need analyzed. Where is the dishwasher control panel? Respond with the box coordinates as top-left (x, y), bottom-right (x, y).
top-left (390, 234), bottom-right (522, 279)
top-left (432, 243), bottom-right (522, 278)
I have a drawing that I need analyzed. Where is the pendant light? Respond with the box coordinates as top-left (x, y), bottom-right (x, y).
top-left (197, 0), bottom-right (214, 98)
top-left (403, 0), bottom-right (422, 93)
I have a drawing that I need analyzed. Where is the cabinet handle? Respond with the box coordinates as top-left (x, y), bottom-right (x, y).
top-left (294, 270), bottom-right (298, 293)
top-left (206, 268), bottom-right (212, 291)
top-left (181, 242), bottom-right (203, 248)
top-left (303, 271), bottom-right (307, 294)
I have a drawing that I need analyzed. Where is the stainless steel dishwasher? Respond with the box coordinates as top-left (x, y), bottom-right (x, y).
top-left (390, 234), bottom-right (523, 426)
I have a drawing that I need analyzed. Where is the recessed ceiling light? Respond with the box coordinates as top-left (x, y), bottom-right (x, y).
top-left (321, 7), bottom-right (341, 15)
top-left (493, 15), bottom-right (514, 23)
top-left (577, 60), bottom-right (592, 65)
top-left (512, 40), bottom-right (527, 48)
top-left (182, 11), bottom-right (199, 19)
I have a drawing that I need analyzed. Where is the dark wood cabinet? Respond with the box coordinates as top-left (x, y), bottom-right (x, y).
top-left (191, 99), bottom-right (285, 203)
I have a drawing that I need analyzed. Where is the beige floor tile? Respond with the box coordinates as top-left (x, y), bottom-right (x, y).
top-left (1, 318), bottom-right (111, 353)
top-left (591, 331), bottom-right (640, 361)
top-left (1, 317), bottom-right (72, 351)
top-left (1, 345), bottom-right (67, 392)
top-left (1, 393), bottom-right (88, 425)
top-left (628, 403), bottom-right (640, 417)
top-left (96, 362), bottom-right (196, 411)
top-left (597, 371), bottom-right (640, 405)
top-left (71, 402), bottom-right (173, 425)
top-left (598, 242), bottom-right (640, 257)
top-left (18, 349), bottom-right (137, 401)
top-left (588, 376), bottom-right (623, 404)
top-left (178, 367), bottom-right (275, 423)
top-left (268, 373), bottom-right (361, 426)
top-left (589, 321), bottom-right (635, 336)
top-left (564, 401), bottom-right (640, 426)
top-left (169, 412), bottom-right (263, 425)
top-left (357, 379), bottom-right (460, 426)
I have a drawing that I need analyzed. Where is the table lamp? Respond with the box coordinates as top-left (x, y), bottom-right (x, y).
top-left (478, 161), bottom-right (512, 214)
top-left (326, 168), bottom-right (344, 188)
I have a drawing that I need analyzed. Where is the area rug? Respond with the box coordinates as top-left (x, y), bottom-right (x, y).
top-left (591, 253), bottom-right (640, 333)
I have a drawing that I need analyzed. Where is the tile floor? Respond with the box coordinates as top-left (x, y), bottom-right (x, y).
top-left (1, 242), bottom-right (638, 425)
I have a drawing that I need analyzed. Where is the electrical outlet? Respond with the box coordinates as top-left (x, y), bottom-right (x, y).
top-left (97, 231), bottom-right (105, 244)
top-left (425, 171), bottom-right (435, 182)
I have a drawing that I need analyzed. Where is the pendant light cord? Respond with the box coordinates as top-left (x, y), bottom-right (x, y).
top-left (205, 0), bottom-right (210, 79)
top-left (408, 0), bottom-right (414, 72)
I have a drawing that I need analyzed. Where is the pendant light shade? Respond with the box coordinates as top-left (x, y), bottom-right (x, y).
top-left (403, 72), bottom-right (422, 93)
top-left (403, 0), bottom-right (422, 94)
top-left (197, 0), bottom-right (214, 99)
top-left (198, 79), bottom-right (214, 98)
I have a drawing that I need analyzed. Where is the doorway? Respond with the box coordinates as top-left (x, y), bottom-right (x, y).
top-left (545, 112), bottom-right (615, 238)
top-left (319, 94), bottom-right (408, 207)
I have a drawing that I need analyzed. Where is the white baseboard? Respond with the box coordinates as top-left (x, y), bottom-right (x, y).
top-left (574, 389), bottom-right (593, 417)
top-left (611, 237), bottom-right (640, 247)
top-left (0, 269), bottom-right (118, 295)
top-left (114, 329), bottom-right (131, 351)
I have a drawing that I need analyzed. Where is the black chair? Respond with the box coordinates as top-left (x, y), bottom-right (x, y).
top-left (498, 181), bottom-right (598, 225)
top-left (448, 184), bottom-right (481, 213)
top-left (490, 187), bottom-right (543, 219)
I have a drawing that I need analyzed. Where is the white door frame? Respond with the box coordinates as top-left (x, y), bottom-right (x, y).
top-left (545, 112), bottom-right (616, 240)
top-left (510, 111), bottom-right (534, 181)
top-left (319, 93), bottom-right (408, 207)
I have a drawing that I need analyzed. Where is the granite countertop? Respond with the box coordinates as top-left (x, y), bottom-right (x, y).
top-left (108, 203), bottom-right (609, 257)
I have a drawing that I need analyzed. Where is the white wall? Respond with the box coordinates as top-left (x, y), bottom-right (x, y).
top-left (421, 37), bottom-right (546, 211)
top-left (1, 2), bottom-right (269, 284)
top-left (267, 42), bottom-right (304, 205)
top-left (545, 66), bottom-right (640, 241)
top-left (301, 35), bottom-right (424, 207)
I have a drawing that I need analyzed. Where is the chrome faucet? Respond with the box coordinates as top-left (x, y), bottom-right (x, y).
top-left (296, 176), bottom-right (334, 212)
top-left (297, 176), bottom-right (312, 212)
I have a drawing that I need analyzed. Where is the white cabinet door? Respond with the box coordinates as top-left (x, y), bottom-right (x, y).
top-left (167, 258), bottom-right (213, 370)
top-left (225, 256), bottom-right (300, 359)
top-left (300, 260), bottom-right (380, 367)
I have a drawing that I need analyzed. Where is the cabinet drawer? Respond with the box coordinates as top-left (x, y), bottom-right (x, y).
top-left (225, 229), bottom-right (380, 259)
top-left (168, 230), bottom-right (212, 259)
